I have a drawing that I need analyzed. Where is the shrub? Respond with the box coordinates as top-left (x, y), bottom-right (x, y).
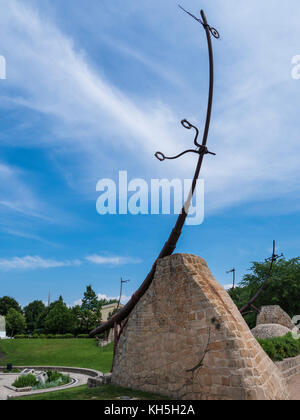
top-left (77, 334), bottom-right (89, 339)
top-left (258, 333), bottom-right (300, 361)
top-left (46, 370), bottom-right (69, 382)
top-left (64, 333), bottom-right (74, 339)
top-left (14, 335), bottom-right (26, 339)
top-left (38, 334), bottom-right (46, 339)
top-left (46, 334), bottom-right (55, 339)
top-left (33, 370), bottom-right (72, 390)
top-left (32, 333), bottom-right (39, 339)
top-left (12, 374), bottom-right (38, 389)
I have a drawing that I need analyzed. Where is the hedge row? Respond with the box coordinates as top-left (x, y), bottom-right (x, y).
top-left (14, 334), bottom-right (90, 340)
top-left (258, 332), bottom-right (300, 361)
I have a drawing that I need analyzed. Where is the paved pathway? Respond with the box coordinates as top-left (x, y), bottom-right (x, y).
top-left (2, 372), bottom-right (300, 400)
top-left (287, 375), bottom-right (300, 400)
top-left (0, 372), bottom-right (89, 400)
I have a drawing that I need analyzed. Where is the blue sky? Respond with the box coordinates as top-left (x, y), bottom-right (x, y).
top-left (0, 0), bottom-right (299, 307)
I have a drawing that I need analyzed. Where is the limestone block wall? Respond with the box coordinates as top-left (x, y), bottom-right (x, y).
top-left (256, 306), bottom-right (294, 330)
top-left (112, 254), bottom-right (288, 400)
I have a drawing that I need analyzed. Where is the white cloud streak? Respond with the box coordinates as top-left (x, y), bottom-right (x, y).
top-left (0, 255), bottom-right (81, 271)
top-left (86, 255), bottom-right (142, 266)
top-left (0, 0), bottom-right (299, 215)
top-left (0, 163), bottom-right (43, 219)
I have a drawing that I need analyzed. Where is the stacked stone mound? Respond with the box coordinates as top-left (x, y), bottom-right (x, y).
top-left (112, 254), bottom-right (288, 400)
top-left (256, 306), bottom-right (294, 330)
top-left (251, 324), bottom-right (291, 340)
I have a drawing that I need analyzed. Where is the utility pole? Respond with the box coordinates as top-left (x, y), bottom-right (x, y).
top-left (226, 268), bottom-right (236, 290)
top-left (117, 278), bottom-right (130, 311)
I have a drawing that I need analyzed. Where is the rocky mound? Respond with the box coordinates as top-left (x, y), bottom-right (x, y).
top-left (251, 324), bottom-right (291, 340)
top-left (257, 306), bottom-right (295, 330)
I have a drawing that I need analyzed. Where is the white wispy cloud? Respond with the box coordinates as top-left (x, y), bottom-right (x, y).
top-left (223, 284), bottom-right (234, 291)
top-left (86, 255), bottom-right (142, 266)
top-left (0, 0), bottom-right (182, 183)
top-left (0, 163), bottom-right (43, 219)
top-left (97, 294), bottom-right (130, 305)
top-left (0, 0), bottom-right (299, 215)
top-left (0, 255), bottom-right (81, 271)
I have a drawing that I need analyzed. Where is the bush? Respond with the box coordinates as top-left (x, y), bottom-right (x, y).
top-left (64, 334), bottom-right (74, 339)
top-left (31, 333), bottom-right (39, 339)
top-left (77, 334), bottom-right (89, 339)
top-left (12, 374), bottom-right (38, 389)
top-left (14, 335), bottom-right (26, 339)
top-left (258, 333), bottom-right (300, 361)
top-left (46, 334), bottom-right (55, 339)
top-left (33, 370), bottom-right (72, 390)
top-left (38, 334), bottom-right (46, 339)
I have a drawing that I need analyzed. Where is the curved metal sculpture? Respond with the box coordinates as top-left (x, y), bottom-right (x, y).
top-left (90, 7), bottom-right (219, 338)
top-left (239, 240), bottom-right (283, 315)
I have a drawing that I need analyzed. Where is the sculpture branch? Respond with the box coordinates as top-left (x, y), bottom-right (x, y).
top-left (90, 7), bottom-right (219, 338)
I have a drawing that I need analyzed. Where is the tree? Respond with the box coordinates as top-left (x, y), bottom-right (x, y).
top-left (6, 308), bottom-right (26, 337)
top-left (44, 297), bottom-right (76, 334)
top-left (0, 296), bottom-right (22, 317)
top-left (98, 298), bottom-right (118, 307)
top-left (229, 256), bottom-right (300, 328)
top-left (24, 301), bottom-right (47, 333)
top-left (78, 286), bottom-right (102, 333)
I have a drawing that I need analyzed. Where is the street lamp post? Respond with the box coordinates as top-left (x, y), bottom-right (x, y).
top-left (226, 268), bottom-right (236, 290)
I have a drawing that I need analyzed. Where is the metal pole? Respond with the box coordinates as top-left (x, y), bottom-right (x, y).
top-left (239, 241), bottom-right (283, 315)
top-left (227, 268), bottom-right (236, 290)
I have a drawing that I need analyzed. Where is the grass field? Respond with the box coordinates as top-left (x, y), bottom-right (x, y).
top-left (12, 385), bottom-right (168, 401)
top-left (0, 339), bottom-right (167, 401)
top-left (0, 339), bottom-right (113, 372)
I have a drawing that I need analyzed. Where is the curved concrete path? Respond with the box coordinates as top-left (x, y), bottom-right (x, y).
top-left (0, 371), bottom-right (90, 400)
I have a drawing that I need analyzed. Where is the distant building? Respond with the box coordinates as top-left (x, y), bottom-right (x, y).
top-left (101, 303), bottom-right (123, 323)
top-left (0, 316), bottom-right (6, 339)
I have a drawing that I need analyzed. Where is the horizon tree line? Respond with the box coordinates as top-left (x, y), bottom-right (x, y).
top-left (0, 285), bottom-right (118, 337)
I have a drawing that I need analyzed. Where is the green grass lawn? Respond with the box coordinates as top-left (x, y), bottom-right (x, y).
top-left (0, 339), bottom-right (113, 372)
top-left (12, 384), bottom-right (168, 401)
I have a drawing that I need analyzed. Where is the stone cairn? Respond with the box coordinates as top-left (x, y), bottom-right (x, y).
top-left (251, 306), bottom-right (295, 340)
top-left (112, 254), bottom-right (289, 400)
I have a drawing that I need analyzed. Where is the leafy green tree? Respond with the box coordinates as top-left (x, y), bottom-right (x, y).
top-left (71, 305), bottom-right (84, 335)
top-left (24, 300), bottom-right (47, 333)
top-left (78, 286), bottom-right (102, 333)
top-left (0, 296), bottom-right (22, 316)
top-left (44, 297), bottom-right (76, 334)
top-left (229, 257), bottom-right (300, 328)
top-left (6, 308), bottom-right (26, 337)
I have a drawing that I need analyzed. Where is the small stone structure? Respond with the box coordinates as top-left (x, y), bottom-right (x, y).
top-left (256, 306), bottom-right (294, 330)
top-left (102, 303), bottom-right (123, 323)
top-left (251, 324), bottom-right (291, 340)
top-left (87, 373), bottom-right (112, 388)
top-left (112, 254), bottom-right (288, 400)
top-left (0, 316), bottom-right (6, 339)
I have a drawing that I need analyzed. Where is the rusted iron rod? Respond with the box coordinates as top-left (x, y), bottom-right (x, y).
top-left (90, 9), bottom-right (218, 337)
